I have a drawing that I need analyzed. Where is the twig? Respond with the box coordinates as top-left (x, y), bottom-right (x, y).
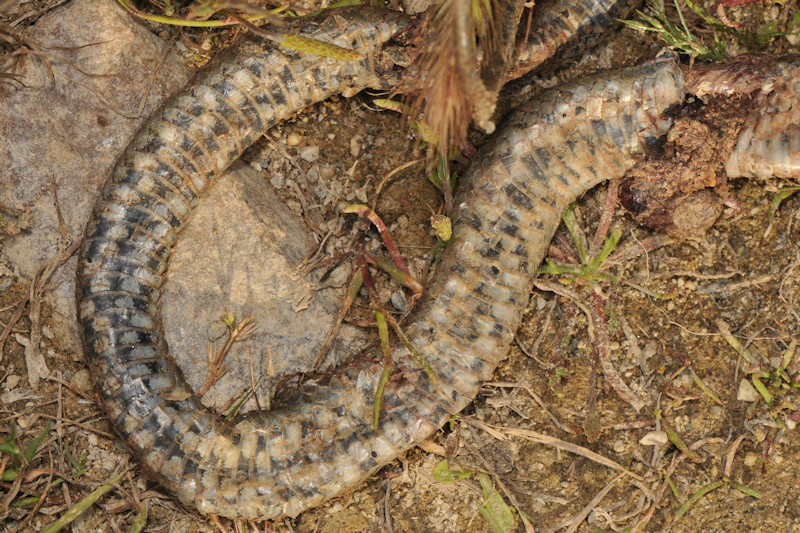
top-left (248, 346), bottom-right (261, 410)
top-left (590, 179), bottom-right (620, 253)
top-left (588, 289), bottom-right (644, 413)
top-left (25, 183), bottom-right (81, 386)
top-left (484, 381), bottom-right (573, 434)
top-left (0, 298), bottom-right (27, 364)
top-left (198, 315), bottom-right (258, 397)
top-left (465, 419), bottom-right (642, 481)
top-left (564, 473), bottom-right (625, 533)
top-left (533, 280), bottom-right (595, 342)
top-left (515, 296), bottom-right (556, 368)
top-left (371, 158), bottom-right (424, 211)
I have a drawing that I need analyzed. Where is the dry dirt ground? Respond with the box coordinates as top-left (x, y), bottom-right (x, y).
top-left (2, 1), bottom-right (800, 532)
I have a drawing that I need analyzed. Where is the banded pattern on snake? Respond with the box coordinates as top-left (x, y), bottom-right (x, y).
top-left (76, 0), bottom-right (796, 522)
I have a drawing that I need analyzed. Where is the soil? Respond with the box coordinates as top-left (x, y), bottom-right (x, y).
top-left (1, 1), bottom-right (799, 532)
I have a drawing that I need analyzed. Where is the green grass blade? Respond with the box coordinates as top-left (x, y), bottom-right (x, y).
top-left (127, 503), bottom-right (148, 533)
top-left (588, 230), bottom-right (621, 271)
top-left (673, 481), bottom-right (723, 520)
top-left (23, 420), bottom-right (51, 464)
top-left (724, 477), bottom-right (761, 498)
top-left (433, 459), bottom-right (472, 483)
top-left (655, 409), bottom-right (703, 462)
top-left (373, 310), bottom-right (394, 430)
top-left (768, 187), bottom-right (799, 221)
top-left (561, 206), bottom-right (587, 264)
top-left (751, 376), bottom-right (774, 407)
top-left (477, 473), bottom-right (517, 533)
top-left (41, 471), bottom-right (125, 533)
top-left (280, 34), bottom-right (365, 61)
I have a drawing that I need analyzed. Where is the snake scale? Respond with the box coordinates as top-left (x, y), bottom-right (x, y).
top-left (76, 0), bottom-right (796, 522)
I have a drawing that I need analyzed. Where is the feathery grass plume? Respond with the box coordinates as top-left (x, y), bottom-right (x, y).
top-left (410, 0), bottom-right (497, 160)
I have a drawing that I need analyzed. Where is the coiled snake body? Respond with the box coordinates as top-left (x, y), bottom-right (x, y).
top-left (77, 2), bottom-right (795, 522)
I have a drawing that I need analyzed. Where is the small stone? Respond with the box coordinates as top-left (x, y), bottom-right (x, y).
top-left (286, 132), bottom-right (302, 146)
top-left (299, 144), bottom-right (320, 162)
top-left (5, 375), bottom-right (20, 389)
top-left (612, 440), bottom-right (625, 453)
top-left (269, 173), bottom-right (285, 189)
top-left (639, 431), bottom-right (669, 447)
top-left (307, 165), bottom-right (319, 183)
top-left (744, 452), bottom-right (759, 467)
top-left (350, 135), bottom-right (361, 157)
top-left (319, 165), bottom-right (335, 180)
top-left (390, 291), bottom-right (408, 313)
top-left (326, 502), bottom-right (344, 514)
top-left (737, 379), bottom-right (760, 402)
top-left (71, 369), bottom-right (92, 392)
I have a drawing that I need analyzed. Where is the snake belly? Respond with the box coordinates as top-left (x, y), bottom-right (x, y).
top-left (76, 5), bottom-right (683, 522)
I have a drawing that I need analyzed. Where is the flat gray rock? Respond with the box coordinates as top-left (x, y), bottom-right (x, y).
top-left (164, 162), bottom-right (365, 412)
top-left (1, 0), bottom-right (364, 404)
top-left (1, 0), bottom-right (191, 363)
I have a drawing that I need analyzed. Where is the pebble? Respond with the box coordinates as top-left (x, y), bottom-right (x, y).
top-left (5, 374), bottom-right (20, 389)
top-left (326, 502), bottom-right (344, 514)
top-left (286, 132), bottom-right (302, 146)
top-left (736, 379), bottom-right (760, 402)
top-left (639, 430), bottom-right (668, 447)
top-left (270, 173), bottom-right (285, 189)
top-left (350, 135), bottom-right (361, 157)
top-left (71, 368), bottom-right (92, 392)
top-left (390, 291), bottom-right (408, 313)
top-left (299, 144), bottom-right (320, 162)
top-left (319, 165), bottom-right (335, 180)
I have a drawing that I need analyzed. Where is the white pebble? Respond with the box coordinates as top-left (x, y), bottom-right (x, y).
top-left (299, 145), bottom-right (320, 162)
top-left (639, 431), bottom-right (669, 447)
top-left (736, 379), bottom-right (760, 402)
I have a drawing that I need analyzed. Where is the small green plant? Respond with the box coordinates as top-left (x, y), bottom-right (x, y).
top-left (548, 366), bottom-right (567, 398)
top-left (538, 204), bottom-right (621, 284)
top-left (0, 420), bottom-right (52, 486)
top-left (768, 186), bottom-right (800, 221)
top-left (625, 0), bottom-right (800, 62)
top-left (623, 0), bottom-right (726, 62)
top-left (433, 460), bottom-right (518, 533)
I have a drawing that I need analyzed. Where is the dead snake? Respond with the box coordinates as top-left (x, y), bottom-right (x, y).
top-left (76, 1), bottom-right (796, 521)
